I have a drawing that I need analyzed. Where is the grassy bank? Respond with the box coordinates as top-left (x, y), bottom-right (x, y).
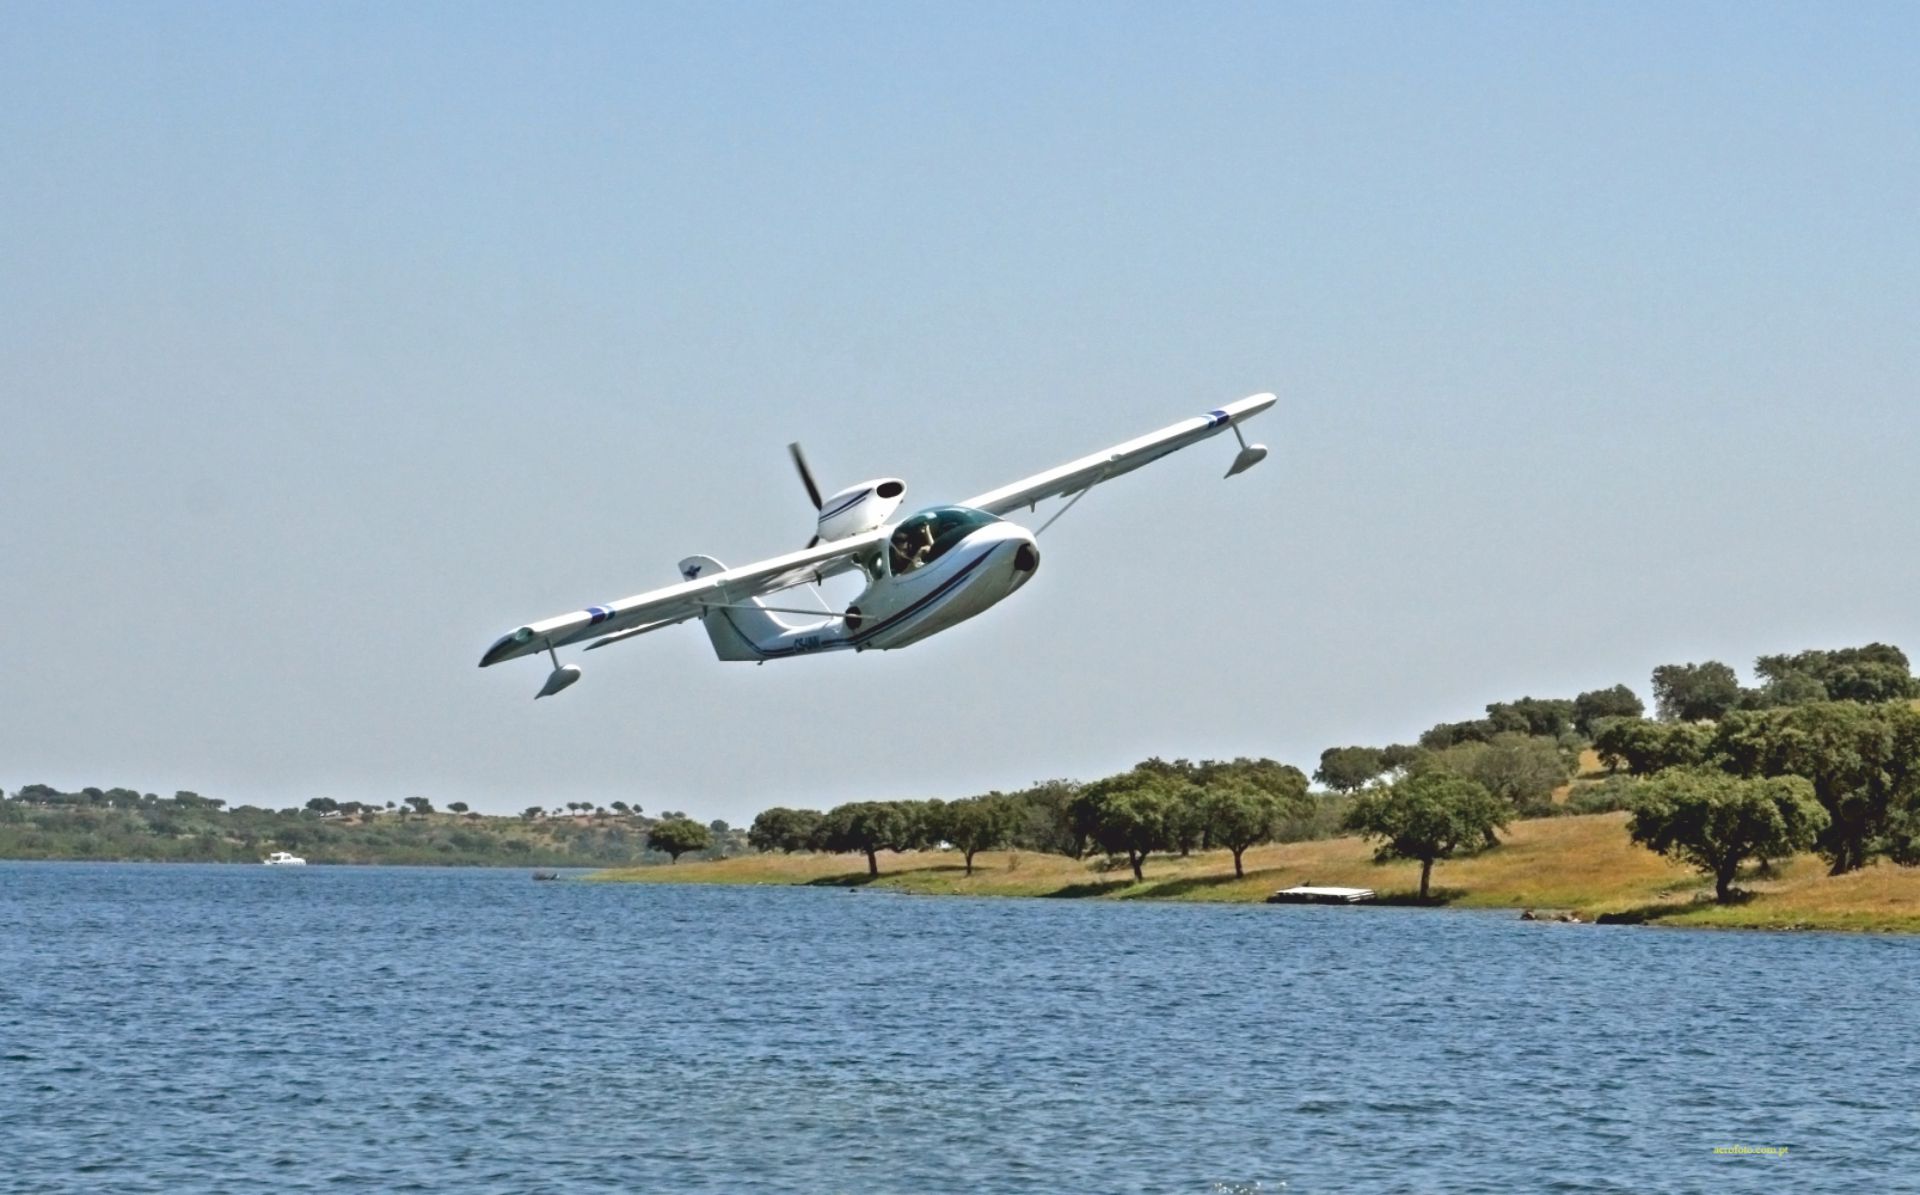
top-left (594, 812), bottom-right (1920, 932)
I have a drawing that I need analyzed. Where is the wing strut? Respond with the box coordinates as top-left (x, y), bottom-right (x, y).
top-left (698, 601), bottom-right (844, 618)
top-left (1034, 468), bottom-right (1109, 537)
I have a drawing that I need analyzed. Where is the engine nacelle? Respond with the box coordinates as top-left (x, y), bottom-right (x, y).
top-left (815, 479), bottom-right (906, 543)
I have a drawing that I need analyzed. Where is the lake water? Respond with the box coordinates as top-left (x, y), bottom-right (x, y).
top-left (1, 862), bottom-right (1914, 1193)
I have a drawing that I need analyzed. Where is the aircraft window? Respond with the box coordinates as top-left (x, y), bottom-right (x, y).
top-left (887, 506), bottom-right (998, 574)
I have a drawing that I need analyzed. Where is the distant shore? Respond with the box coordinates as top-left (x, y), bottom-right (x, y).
top-left (0, 789), bottom-right (741, 869)
top-left (592, 811), bottom-right (1920, 933)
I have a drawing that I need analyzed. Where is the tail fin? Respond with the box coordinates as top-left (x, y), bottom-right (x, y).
top-left (679, 555), bottom-right (818, 661)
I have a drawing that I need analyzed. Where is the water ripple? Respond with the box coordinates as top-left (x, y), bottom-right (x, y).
top-left (2, 862), bottom-right (1914, 1192)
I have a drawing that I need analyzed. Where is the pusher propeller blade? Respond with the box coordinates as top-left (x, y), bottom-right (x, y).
top-left (788, 442), bottom-right (824, 510)
top-left (789, 441), bottom-right (825, 547)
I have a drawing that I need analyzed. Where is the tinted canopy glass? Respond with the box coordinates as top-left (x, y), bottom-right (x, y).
top-left (887, 506), bottom-right (999, 574)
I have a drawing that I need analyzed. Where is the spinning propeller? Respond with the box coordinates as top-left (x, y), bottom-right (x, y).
top-left (788, 442), bottom-right (823, 548)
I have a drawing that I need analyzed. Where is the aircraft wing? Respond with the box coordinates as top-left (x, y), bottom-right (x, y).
top-left (959, 392), bottom-right (1276, 516)
top-left (478, 529), bottom-right (887, 667)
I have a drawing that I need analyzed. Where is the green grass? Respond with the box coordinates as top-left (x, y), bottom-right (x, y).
top-left (593, 812), bottom-right (1920, 932)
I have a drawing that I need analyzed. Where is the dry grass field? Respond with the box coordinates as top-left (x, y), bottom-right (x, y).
top-left (594, 811), bottom-right (1920, 932)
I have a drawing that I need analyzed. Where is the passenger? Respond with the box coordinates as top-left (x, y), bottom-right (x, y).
top-left (890, 530), bottom-right (915, 574)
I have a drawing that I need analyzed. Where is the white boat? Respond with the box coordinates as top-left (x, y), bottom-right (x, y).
top-left (262, 850), bottom-right (307, 866)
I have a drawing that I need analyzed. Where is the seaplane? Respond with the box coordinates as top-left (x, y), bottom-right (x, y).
top-left (481, 393), bottom-right (1277, 697)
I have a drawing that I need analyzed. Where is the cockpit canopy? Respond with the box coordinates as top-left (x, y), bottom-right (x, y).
top-left (887, 505), bottom-right (1000, 575)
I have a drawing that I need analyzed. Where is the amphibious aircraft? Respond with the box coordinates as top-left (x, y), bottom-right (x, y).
top-left (480, 393), bottom-right (1277, 697)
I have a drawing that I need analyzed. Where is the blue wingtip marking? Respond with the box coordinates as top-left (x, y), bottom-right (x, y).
top-left (1207, 409), bottom-right (1230, 427)
top-left (587, 605), bottom-right (613, 625)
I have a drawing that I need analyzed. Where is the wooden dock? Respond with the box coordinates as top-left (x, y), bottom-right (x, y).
top-left (1266, 885), bottom-right (1376, 905)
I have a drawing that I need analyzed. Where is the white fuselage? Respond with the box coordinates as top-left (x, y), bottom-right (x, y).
top-left (851, 517), bottom-right (1039, 650)
top-left (706, 508), bottom-right (1039, 660)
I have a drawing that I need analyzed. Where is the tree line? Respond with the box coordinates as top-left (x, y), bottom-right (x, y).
top-left (16, 639), bottom-right (1917, 902)
top-left (1591, 696), bottom-right (1920, 880)
top-left (0, 785), bottom-right (742, 867)
top-left (751, 757), bottom-right (1321, 880)
top-left (743, 640), bottom-right (1920, 906)
top-left (1313, 642), bottom-right (1920, 902)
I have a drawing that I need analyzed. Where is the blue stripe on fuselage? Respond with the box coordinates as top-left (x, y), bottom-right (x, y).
top-left (817, 488), bottom-right (871, 521)
top-left (848, 548), bottom-right (998, 647)
top-left (716, 545), bottom-right (999, 659)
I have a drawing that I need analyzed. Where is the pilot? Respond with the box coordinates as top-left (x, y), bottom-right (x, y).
top-left (890, 530), bottom-right (915, 573)
top-left (909, 522), bottom-right (935, 567)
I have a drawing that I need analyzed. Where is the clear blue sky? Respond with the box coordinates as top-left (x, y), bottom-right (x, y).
top-left (5, 3), bottom-right (1917, 821)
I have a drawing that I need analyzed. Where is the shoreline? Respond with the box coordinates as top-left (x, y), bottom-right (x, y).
top-left (591, 812), bottom-right (1920, 934)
